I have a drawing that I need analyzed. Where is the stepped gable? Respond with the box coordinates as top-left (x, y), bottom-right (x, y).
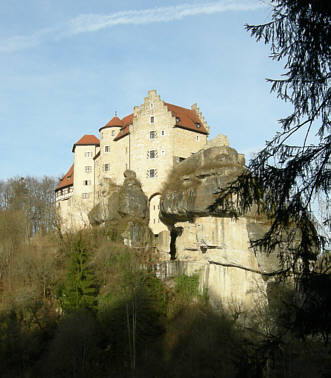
top-left (56, 164), bottom-right (74, 191)
top-left (72, 134), bottom-right (100, 152)
top-left (114, 114), bottom-right (133, 141)
top-left (99, 116), bottom-right (123, 132)
top-left (165, 102), bottom-right (209, 135)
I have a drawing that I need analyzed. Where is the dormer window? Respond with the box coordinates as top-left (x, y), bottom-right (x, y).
top-left (195, 123), bottom-right (201, 128)
top-left (176, 117), bottom-right (180, 123)
top-left (67, 176), bottom-right (71, 181)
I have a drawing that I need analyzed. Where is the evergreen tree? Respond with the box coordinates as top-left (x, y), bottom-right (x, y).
top-left (212, 0), bottom-right (330, 277)
top-left (59, 234), bottom-right (98, 313)
top-left (211, 0), bottom-right (330, 345)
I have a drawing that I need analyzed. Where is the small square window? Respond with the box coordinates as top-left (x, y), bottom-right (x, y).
top-left (85, 151), bottom-right (93, 157)
top-left (104, 164), bottom-right (110, 172)
top-left (150, 131), bottom-right (156, 139)
top-left (147, 169), bottom-right (158, 178)
top-left (85, 166), bottom-right (92, 173)
top-left (149, 150), bottom-right (157, 159)
top-left (150, 116), bottom-right (154, 124)
top-left (104, 145), bottom-right (110, 153)
top-left (82, 193), bottom-right (89, 199)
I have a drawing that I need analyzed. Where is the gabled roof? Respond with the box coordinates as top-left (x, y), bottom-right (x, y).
top-left (165, 103), bottom-right (209, 135)
top-left (56, 164), bottom-right (74, 191)
top-left (99, 116), bottom-right (123, 132)
top-left (72, 134), bottom-right (100, 152)
top-left (113, 114), bottom-right (134, 141)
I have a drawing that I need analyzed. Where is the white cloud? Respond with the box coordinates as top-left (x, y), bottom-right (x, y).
top-left (0, 1), bottom-right (267, 53)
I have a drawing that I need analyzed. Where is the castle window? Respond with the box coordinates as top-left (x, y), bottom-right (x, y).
top-left (104, 145), bottom-right (110, 153)
top-left (85, 166), bottom-right (92, 173)
top-left (82, 193), bottom-right (89, 199)
top-left (161, 150), bottom-right (165, 156)
top-left (150, 131), bottom-right (156, 139)
top-left (150, 116), bottom-right (154, 124)
top-left (161, 130), bottom-right (165, 136)
top-left (104, 164), bottom-right (110, 172)
top-left (148, 169), bottom-right (157, 178)
top-left (83, 180), bottom-right (91, 186)
top-left (196, 135), bottom-right (199, 141)
top-left (85, 151), bottom-right (93, 157)
top-left (112, 130), bottom-right (115, 136)
top-left (149, 150), bottom-right (157, 159)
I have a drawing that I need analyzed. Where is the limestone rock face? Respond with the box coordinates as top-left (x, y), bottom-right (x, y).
top-left (158, 140), bottom-right (282, 309)
top-left (88, 171), bottom-right (152, 247)
top-left (119, 170), bottom-right (149, 219)
top-left (160, 145), bottom-right (246, 224)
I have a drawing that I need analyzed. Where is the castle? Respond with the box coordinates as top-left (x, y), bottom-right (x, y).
top-left (55, 90), bottom-right (226, 233)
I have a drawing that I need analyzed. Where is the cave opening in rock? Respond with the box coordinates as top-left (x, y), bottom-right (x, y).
top-left (170, 226), bottom-right (183, 260)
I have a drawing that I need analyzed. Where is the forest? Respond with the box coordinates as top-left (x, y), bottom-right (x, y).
top-left (0, 176), bottom-right (330, 378)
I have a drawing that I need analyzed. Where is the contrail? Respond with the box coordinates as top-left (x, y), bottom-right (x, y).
top-left (0, 1), bottom-right (267, 52)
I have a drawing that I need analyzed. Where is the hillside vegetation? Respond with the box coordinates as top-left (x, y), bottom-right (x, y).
top-left (0, 176), bottom-right (330, 378)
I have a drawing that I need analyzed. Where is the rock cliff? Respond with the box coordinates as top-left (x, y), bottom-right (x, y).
top-left (88, 170), bottom-right (152, 247)
top-left (158, 137), bottom-right (283, 309)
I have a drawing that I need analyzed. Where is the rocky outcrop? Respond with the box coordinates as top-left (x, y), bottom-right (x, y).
top-left (160, 145), bottom-right (246, 224)
top-left (158, 136), bottom-right (283, 309)
top-left (88, 170), bottom-right (152, 247)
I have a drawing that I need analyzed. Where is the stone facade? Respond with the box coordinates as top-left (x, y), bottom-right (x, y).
top-left (55, 90), bottom-right (215, 232)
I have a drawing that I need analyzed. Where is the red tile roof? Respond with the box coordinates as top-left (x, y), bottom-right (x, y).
top-left (111, 101), bottom-right (208, 142)
top-left (72, 134), bottom-right (100, 152)
top-left (99, 116), bottom-right (123, 131)
top-left (113, 114), bottom-right (133, 141)
top-left (56, 164), bottom-right (74, 191)
top-left (165, 103), bottom-right (208, 135)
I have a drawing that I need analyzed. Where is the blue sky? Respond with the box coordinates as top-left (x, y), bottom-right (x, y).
top-left (0, 0), bottom-right (291, 180)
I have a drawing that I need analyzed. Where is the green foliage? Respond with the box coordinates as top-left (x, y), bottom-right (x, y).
top-left (57, 233), bottom-right (98, 313)
top-left (174, 273), bottom-right (200, 298)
